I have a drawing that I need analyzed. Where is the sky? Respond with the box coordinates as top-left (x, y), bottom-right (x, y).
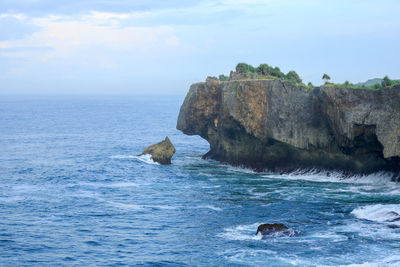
top-left (1, 0), bottom-right (400, 95)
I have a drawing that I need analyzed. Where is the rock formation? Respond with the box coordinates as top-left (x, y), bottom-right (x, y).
top-left (139, 137), bottom-right (176, 164)
top-left (177, 76), bottom-right (400, 176)
top-left (256, 223), bottom-right (295, 237)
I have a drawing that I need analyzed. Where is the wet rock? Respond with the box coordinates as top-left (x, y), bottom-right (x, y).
top-left (385, 211), bottom-right (400, 222)
top-left (139, 137), bottom-right (176, 165)
top-left (256, 223), bottom-right (294, 237)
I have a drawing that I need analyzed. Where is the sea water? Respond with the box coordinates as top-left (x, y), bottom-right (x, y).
top-left (1, 95), bottom-right (400, 266)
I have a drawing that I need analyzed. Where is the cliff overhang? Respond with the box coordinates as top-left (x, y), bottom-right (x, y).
top-left (177, 77), bottom-right (400, 177)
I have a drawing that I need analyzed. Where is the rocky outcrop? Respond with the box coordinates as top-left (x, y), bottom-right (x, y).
top-left (139, 137), bottom-right (176, 164)
top-left (177, 77), bottom-right (400, 176)
top-left (256, 223), bottom-right (296, 237)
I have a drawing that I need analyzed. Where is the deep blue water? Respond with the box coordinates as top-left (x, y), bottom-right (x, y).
top-left (1, 95), bottom-right (400, 266)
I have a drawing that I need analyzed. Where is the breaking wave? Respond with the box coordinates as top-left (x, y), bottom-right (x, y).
top-left (111, 154), bottom-right (159, 165)
top-left (351, 204), bottom-right (400, 225)
top-left (264, 169), bottom-right (397, 185)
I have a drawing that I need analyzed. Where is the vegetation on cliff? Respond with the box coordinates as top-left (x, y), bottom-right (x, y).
top-left (325, 75), bottom-right (400, 90)
top-left (218, 63), bottom-right (399, 90)
top-left (230, 62), bottom-right (303, 85)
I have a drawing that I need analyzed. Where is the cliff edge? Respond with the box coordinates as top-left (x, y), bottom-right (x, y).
top-left (177, 77), bottom-right (400, 176)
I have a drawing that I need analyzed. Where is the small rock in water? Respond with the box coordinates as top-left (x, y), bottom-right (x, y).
top-left (256, 223), bottom-right (295, 237)
top-left (385, 211), bottom-right (400, 222)
top-left (139, 136), bottom-right (176, 165)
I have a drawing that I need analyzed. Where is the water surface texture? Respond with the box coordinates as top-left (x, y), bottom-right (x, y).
top-left (1, 95), bottom-right (400, 266)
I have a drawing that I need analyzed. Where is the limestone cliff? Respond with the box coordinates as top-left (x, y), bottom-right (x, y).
top-left (177, 77), bottom-right (400, 176)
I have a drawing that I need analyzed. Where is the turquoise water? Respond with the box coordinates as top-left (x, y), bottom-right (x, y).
top-left (1, 95), bottom-right (400, 266)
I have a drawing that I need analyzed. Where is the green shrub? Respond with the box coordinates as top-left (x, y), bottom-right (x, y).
top-left (382, 76), bottom-right (392, 87)
top-left (236, 63), bottom-right (256, 73)
top-left (373, 83), bottom-right (382, 89)
top-left (219, 74), bottom-right (229, 81)
top-left (286, 70), bottom-right (302, 84)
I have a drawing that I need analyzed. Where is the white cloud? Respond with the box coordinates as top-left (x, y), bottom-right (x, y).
top-left (88, 11), bottom-right (152, 20)
top-left (0, 13), bottom-right (27, 21)
top-left (0, 12), bottom-right (181, 60)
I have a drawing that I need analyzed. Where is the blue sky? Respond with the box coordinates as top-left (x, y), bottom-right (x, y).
top-left (1, 0), bottom-right (399, 94)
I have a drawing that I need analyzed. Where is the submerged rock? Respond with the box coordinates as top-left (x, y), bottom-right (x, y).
top-left (139, 137), bottom-right (176, 165)
top-left (177, 76), bottom-right (400, 175)
top-left (256, 223), bottom-right (294, 237)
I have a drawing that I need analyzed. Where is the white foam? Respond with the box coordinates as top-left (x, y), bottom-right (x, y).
top-left (226, 165), bottom-right (257, 174)
top-left (218, 223), bottom-right (298, 241)
top-left (77, 181), bottom-right (139, 188)
top-left (222, 248), bottom-right (278, 265)
top-left (110, 155), bottom-right (137, 159)
top-left (351, 204), bottom-right (400, 224)
top-left (201, 185), bottom-right (221, 189)
top-left (323, 255), bottom-right (400, 267)
top-left (263, 170), bottom-right (397, 185)
top-left (107, 201), bottom-right (144, 210)
top-left (307, 232), bottom-right (348, 242)
top-left (148, 205), bottom-right (177, 210)
top-left (111, 154), bottom-right (159, 165)
top-left (196, 205), bottom-right (222, 211)
top-left (218, 223), bottom-right (263, 241)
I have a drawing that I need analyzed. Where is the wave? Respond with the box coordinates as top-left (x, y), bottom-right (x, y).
top-left (326, 255), bottom-right (400, 267)
top-left (263, 170), bottom-right (397, 185)
top-left (76, 181), bottom-right (139, 188)
top-left (218, 223), bottom-right (297, 241)
top-left (218, 223), bottom-right (263, 241)
top-left (107, 200), bottom-right (177, 211)
top-left (111, 154), bottom-right (159, 165)
top-left (351, 204), bottom-right (400, 225)
top-left (196, 205), bottom-right (222, 211)
top-left (107, 201), bottom-right (144, 210)
top-left (226, 165), bottom-right (257, 174)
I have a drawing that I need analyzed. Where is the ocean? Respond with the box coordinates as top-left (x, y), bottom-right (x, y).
top-left (1, 95), bottom-right (400, 266)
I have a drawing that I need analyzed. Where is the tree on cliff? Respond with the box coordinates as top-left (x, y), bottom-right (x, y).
top-left (236, 63), bottom-right (256, 73)
top-left (257, 64), bottom-right (272, 75)
top-left (256, 64), bottom-right (284, 78)
top-left (322, 73), bottom-right (331, 83)
top-left (286, 71), bottom-right (302, 84)
top-left (219, 74), bottom-right (229, 81)
top-left (382, 76), bottom-right (392, 87)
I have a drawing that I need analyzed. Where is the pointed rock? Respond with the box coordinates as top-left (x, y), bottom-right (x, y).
top-left (139, 137), bottom-right (176, 165)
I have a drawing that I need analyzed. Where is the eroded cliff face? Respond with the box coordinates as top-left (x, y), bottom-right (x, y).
top-left (177, 77), bottom-right (400, 175)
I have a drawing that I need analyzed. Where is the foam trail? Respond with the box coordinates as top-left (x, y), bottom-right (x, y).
top-left (351, 204), bottom-right (400, 224)
top-left (111, 154), bottom-right (159, 165)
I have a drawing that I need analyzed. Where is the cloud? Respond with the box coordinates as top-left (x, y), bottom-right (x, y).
top-left (0, 0), bottom-right (204, 16)
top-left (1, 0), bottom-right (400, 94)
top-left (0, 12), bottom-right (181, 61)
top-left (0, 14), bottom-right (39, 41)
